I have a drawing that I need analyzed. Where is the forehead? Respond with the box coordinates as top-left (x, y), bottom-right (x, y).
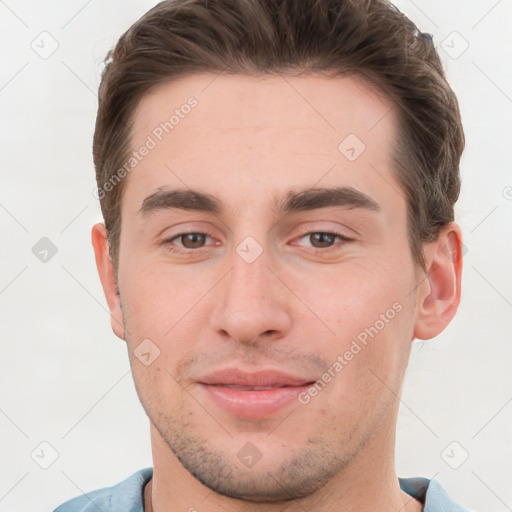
top-left (131, 71), bottom-right (394, 145)
top-left (126, 72), bottom-right (400, 214)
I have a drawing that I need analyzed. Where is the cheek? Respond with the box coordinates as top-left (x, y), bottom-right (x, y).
top-left (119, 261), bottom-right (216, 339)
top-left (303, 299), bottom-right (414, 426)
top-left (119, 265), bottom-right (217, 403)
top-left (292, 258), bottom-right (416, 383)
top-left (129, 360), bottom-right (183, 421)
top-left (292, 256), bottom-right (413, 338)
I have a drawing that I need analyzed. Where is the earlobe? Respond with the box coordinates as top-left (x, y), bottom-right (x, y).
top-left (91, 223), bottom-right (126, 340)
top-left (413, 223), bottom-right (463, 340)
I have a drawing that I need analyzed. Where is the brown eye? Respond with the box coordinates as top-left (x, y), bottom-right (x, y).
top-left (308, 232), bottom-right (337, 248)
top-left (178, 233), bottom-right (207, 249)
top-left (295, 231), bottom-right (352, 255)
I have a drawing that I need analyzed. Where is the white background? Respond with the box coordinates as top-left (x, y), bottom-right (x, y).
top-left (0, 1), bottom-right (511, 511)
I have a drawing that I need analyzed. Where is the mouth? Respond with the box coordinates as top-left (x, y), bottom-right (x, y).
top-left (198, 368), bottom-right (314, 387)
top-left (197, 368), bottom-right (316, 418)
top-left (207, 384), bottom-right (303, 390)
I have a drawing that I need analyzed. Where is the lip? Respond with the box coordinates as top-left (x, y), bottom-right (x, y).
top-left (199, 368), bottom-right (313, 387)
top-left (197, 368), bottom-right (315, 418)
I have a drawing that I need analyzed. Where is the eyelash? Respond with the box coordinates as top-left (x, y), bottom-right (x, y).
top-left (161, 230), bottom-right (352, 257)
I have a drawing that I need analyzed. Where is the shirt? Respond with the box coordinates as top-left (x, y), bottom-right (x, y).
top-left (53, 467), bottom-right (474, 511)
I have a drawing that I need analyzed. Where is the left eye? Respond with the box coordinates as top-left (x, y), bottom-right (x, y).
top-left (299, 232), bottom-right (348, 249)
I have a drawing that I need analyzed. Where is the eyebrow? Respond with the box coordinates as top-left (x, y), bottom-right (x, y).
top-left (138, 186), bottom-right (381, 216)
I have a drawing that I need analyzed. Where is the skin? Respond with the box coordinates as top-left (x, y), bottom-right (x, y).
top-left (92, 72), bottom-right (462, 512)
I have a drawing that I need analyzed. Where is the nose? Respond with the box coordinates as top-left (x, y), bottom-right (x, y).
top-left (209, 240), bottom-right (292, 346)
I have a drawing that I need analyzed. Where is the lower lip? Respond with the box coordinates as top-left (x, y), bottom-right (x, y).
top-left (198, 383), bottom-right (312, 418)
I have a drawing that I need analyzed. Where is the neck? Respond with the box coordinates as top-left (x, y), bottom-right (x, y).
top-left (146, 404), bottom-right (422, 512)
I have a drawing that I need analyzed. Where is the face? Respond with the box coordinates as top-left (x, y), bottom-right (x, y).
top-left (101, 73), bottom-right (426, 500)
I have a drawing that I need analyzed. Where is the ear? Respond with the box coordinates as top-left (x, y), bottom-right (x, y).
top-left (91, 223), bottom-right (126, 341)
top-left (413, 222), bottom-right (463, 340)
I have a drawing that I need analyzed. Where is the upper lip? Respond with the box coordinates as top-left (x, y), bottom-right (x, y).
top-left (198, 368), bottom-right (315, 387)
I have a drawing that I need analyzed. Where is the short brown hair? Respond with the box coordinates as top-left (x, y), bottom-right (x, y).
top-left (93, 0), bottom-right (464, 275)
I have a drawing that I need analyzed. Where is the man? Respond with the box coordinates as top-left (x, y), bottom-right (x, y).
top-left (54, 0), bottom-right (472, 510)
